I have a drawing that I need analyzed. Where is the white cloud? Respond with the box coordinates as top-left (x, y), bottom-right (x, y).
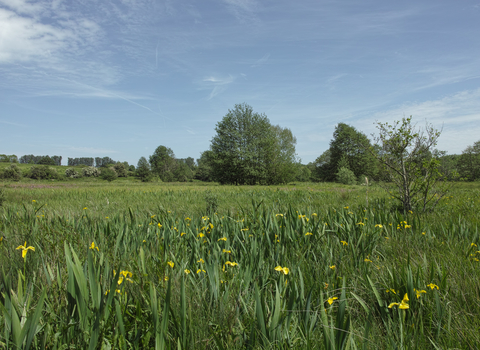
top-left (361, 89), bottom-right (480, 154)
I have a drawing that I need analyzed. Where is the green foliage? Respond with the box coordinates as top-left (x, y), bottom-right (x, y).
top-left (82, 166), bottom-right (100, 177)
top-left (0, 154), bottom-right (18, 163)
top-left (195, 150), bottom-right (214, 182)
top-left (1, 164), bottom-right (22, 181)
top-left (210, 103), bottom-right (298, 185)
top-left (371, 117), bottom-right (450, 213)
top-left (136, 156), bottom-right (152, 182)
top-left (149, 145), bottom-right (177, 182)
top-left (457, 140), bottom-right (480, 181)
top-left (322, 123), bottom-right (379, 181)
top-left (336, 166), bottom-right (357, 185)
top-left (100, 167), bottom-right (117, 182)
top-left (113, 162), bottom-right (127, 177)
top-left (65, 168), bottom-right (81, 178)
top-left (26, 165), bottom-right (58, 180)
top-left (37, 156), bottom-right (56, 165)
top-left (296, 164), bottom-right (312, 182)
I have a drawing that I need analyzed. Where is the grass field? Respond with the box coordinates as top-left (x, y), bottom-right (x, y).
top-left (1, 180), bottom-right (479, 349)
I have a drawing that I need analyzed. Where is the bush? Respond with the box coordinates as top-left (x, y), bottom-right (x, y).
top-left (65, 168), bottom-right (81, 178)
top-left (83, 166), bottom-right (100, 177)
top-left (1, 164), bottom-right (22, 181)
top-left (100, 167), bottom-right (117, 182)
top-left (113, 163), bottom-right (127, 177)
top-left (27, 165), bottom-right (58, 180)
top-left (336, 167), bottom-right (357, 185)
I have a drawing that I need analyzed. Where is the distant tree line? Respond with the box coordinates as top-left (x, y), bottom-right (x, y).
top-left (19, 155), bottom-right (62, 166)
top-left (66, 156), bottom-right (117, 167)
top-left (0, 154), bottom-right (18, 163)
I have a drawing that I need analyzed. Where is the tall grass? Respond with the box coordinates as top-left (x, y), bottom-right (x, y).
top-left (0, 181), bottom-right (479, 348)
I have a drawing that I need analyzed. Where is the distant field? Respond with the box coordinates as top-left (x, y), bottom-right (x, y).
top-left (1, 180), bottom-right (479, 348)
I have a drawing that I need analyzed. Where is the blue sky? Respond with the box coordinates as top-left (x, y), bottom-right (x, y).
top-left (1, 0), bottom-right (480, 166)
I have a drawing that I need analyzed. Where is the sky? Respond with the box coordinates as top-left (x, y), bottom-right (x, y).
top-left (1, 0), bottom-right (480, 166)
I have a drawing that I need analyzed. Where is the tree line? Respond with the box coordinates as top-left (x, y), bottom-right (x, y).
top-left (3, 103), bottom-right (480, 188)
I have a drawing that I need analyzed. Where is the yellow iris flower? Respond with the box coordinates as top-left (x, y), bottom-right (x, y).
top-left (16, 241), bottom-right (35, 258)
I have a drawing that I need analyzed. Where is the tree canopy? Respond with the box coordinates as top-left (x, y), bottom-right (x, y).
top-left (315, 123), bottom-right (378, 182)
top-left (209, 103), bottom-right (298, 185)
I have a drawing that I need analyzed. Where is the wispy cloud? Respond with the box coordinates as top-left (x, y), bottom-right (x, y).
top-left (199, 74), bottom-right (236, 100)
top-left (361, 88), bottom-right (480, 154)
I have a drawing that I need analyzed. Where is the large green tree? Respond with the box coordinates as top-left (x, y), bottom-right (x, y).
top-left (457, 140), bottom-right (480, 181)
top-left (266, 125), bottom-right (299, 184)
top-left (327, 123), bottom-right (378, 181)
top-left (149, 146), bottom-right (177, 182)
top-left (210, 103), bottom-right (297, 185)
top-left (136, 156), bottom-right (152, 182)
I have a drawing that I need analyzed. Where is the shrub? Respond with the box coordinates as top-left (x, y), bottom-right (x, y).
top-left (27, 165), bottom-right (58, 180)
top-left (83, 166), bottom-right (100, 177)
top-left (65, 168), bottom-right (81, 178)
top-left (100, 167), bottom-right (117, 182)
top-left (336, 167), bottom-right (357, 185)
top-left (1, 164), bottom-right (22, 181)
top-left (113, 163), bottom-right (127, 177)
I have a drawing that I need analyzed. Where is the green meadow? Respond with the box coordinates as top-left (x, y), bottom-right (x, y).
top-left (1, 180), bottom-right (479, 349)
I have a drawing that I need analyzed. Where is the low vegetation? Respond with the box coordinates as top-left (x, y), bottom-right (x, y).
top-left (0, 181), bottom-right (479, 349)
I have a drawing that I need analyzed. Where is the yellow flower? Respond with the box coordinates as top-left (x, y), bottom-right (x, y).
top-left (151, 215), bottom-right (156, 219)
top-left (167, 261), bottom-right (174, 268)
top-left (184, 269), bottom-right (191, 274)
top-left (83, 207), bottom-right (87, 210)
top-left (89, 242), bottom-right (99, 251)
top-left (198, 233), bottom-right (205, 238)
top-left (375, 224), bottom-right (383, 228)
top-left (427, 283), bottom-right (439, 290)
top-left (32, 200), bottom-right (36, 203)
top-left (118, 270), bottom-right (133, 285)
top-left (388, 293), bottom-right (409, 309)
top-left (305, 232), bottom-right (313, 236)
top-left (414, 289), bottom-right (426, 298)
top-left (386, 289), bottom-right (396, 294)
top-left (157, 223), bottom-right (162, 228)
top-left (471, 243), bottom-right (477, 247)
top-left (364, 258), bottom-right (372, 262)
top-left (16, 241), bottom-right (35, 258)
top-left (274, 265), bottom-right (289, 275)
top-left (327, 297), bottom-right (338, 305)
top-left (197, 258), bottom-right (205, 263)
top-left (164, 276), bottom-right (169, 281)
top-left (196, 269), bottom-right (206, 274)
top-left (344, 206), bottom-right (349, 209)
top-left (340, 241), bottom-right (348, 246)
top-left (329, 265), bottom-right (336, 270)
top-left (181, 232), bottom-right (186, 236)
top-left (225, 261), bottom-right (238, 267)
top-left (218, 237), bottom-right (227, 241)
top-left (422, 232), bottom-right (426, 235)
top-left (357, 222), bottom-right (365, 226)
top-left (275, 214), bottom-right (284, 217)
top-left (223, 249), bottom-right (231, 254)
